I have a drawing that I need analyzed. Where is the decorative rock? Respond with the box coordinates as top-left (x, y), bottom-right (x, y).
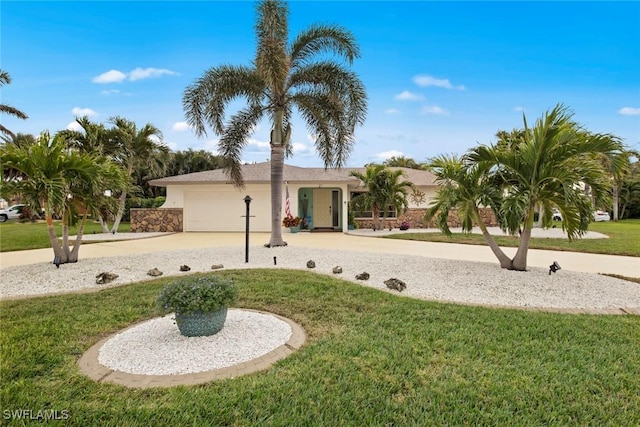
top-left (211, 264), bottom-right (224, 270)
top-left (332, 266), bottom-right (343, 274)
top-left (355, 272), bottom-right (370, 281)
top-left (384, 278), bottom-right (407, 292)
top-left (147, 268), bottom-right (163, 277)
top-left (95, 272), bottom-right (119, 285)
top-left (179, 265), bottom-right (191, 272)
top-left (306, 260), bottom-right (316, 269)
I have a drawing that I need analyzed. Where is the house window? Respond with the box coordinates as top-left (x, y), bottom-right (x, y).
top-left (350, 192), bottom-right (397, 218)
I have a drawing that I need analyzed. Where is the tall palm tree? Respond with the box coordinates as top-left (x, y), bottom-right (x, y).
top-left (0, 132), bottom-right (124, 263)
top-left (108, 116), bottom-right (167, 232)
top-left (0, 69), bottom-right (28, 139)
top-left (428, 105), bottom-right (622, 270)
top-left (350, 165), bottom-right (414, 230)
top-left (183, 0), bottom-right (367, 247)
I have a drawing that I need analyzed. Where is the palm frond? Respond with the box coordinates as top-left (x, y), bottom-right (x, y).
top-left (290, 24), bottom-right (360, 69)
top-left (219, 104), bottom-right (266, 187)
top-left (183, 66), bottom-right (265, 137)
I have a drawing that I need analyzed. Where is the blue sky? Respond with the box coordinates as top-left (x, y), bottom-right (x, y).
top-left (2, 1), bottom-right (639, 167)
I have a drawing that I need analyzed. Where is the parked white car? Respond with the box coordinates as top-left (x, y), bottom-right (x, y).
top-left (593, 210), bottom-right (610, 222)
top-left (552, 209), bottom-right (562, 221)
top-left (0, 204), bottom-right (26, 222)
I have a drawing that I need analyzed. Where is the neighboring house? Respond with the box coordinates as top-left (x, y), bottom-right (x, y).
top-left (136, 162), bottom-right (442, 233)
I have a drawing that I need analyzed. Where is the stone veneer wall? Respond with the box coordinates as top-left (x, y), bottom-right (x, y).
top-left (354, 207), bottom-right (497, 230)
top-left (130, 208), bottom-right (183, 232)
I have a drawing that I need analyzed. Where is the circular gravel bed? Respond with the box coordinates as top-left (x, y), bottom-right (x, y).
top-left (98, 309), bottom-right (292, 375)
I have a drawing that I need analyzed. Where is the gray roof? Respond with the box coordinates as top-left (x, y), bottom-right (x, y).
top-left (149, 162), bottom-right (437, 187)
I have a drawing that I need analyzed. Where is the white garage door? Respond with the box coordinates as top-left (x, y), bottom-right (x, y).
top-left (184, 188), bottom-right (271, 232)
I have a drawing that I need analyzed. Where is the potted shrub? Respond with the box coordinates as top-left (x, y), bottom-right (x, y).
top-left (157, 274), bottom-right (238, 337)
top-left (282, 215), bottom-right (302, 233)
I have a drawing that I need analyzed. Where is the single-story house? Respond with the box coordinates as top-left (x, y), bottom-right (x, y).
top-left (134, 162), bottom-right (447, 233)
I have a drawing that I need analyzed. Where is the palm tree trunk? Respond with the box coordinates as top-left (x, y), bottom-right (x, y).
top-left (61, 208), bottom-right (70, 255)
top-left (98, 215), bottom-right (110, 233)
top-left (267, 109), bottom-right (286, 247)
top-left (110, 192), bottom-right (127, 233)
top-left (69, 212), bottom-right (88, 262)
top-left (46, 213), bottom-right (67, 264)
top-left (510, 226), bottom-right (532, 271)
top-left (474, 210), bottom-right (512, 269)
top-left (612, 183), bottom-right (619, 221)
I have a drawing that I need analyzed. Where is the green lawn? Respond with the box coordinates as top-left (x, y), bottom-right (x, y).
top-left (386, 219), bottom-right (640, 257)
top-left (1, 269), bottom-right (639, 426)
top-left (0, 221), bottom-right (131, 252)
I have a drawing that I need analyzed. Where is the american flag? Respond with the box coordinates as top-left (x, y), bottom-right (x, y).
top-left (285, 183), bottom-right (291, 217)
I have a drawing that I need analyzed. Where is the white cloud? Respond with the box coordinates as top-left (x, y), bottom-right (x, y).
top-left (618, 107), bottom-right (640, 116)
top-left (92, 69), bottom-right (127, 83)
top-left (92, 67), bottom-right (178, 84)
top-left (101, 89), bottom-right (121, 95)
top-left (385, 108), bottom-right (401, 114)
top-left (247, 138), bottom-right (270, 149)
top-left (376, 150), bottom-right (404, 160)
top-left (165, 140), bottom-right (178, 151)
top-left (66, 121), bottom-right (83, 132)
top-left (172, 121), bottom-right (191, 132)
top-left (413, 74), bottom-right (465, 90)
top-left (377, 133), bottom-right (407, 142)
top-left (421, 106), bottom-right (449, 116)
top-left (394, 90), bottom-right (424, 101)
top-left (291, 142), bottom-right (312, 154)
top-left (514, 106), bottom-right (525, 112)
top-left (129, 67), bottom-right (178, 81)
top-left (71, 107), bottom-right (97, 117)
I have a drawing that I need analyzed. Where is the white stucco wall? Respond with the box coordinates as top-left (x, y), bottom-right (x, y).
top-left (160, 182), bottom-right (351, 232)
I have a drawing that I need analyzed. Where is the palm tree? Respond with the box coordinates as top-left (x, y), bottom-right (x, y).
top-left (58, 116), bottom-right (115, 156)
top-left (0, 69), bottom-right (28, 139)
top-left (425, 154), bottom-right (513, 267)
top-left (0, 132), bottom-right (125, 263)
top-left (107, 116), bottom-right (167, 233)
top-left (350, 165), bottom-right (414, 230)
top-left (428, 104), bottom-right (623, 271)
top-left (382, 156), bottom-right (428, 170)
top-left (183, 0), bottom-right (367, 247)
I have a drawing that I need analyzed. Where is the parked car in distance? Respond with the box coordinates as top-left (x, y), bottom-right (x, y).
top-left (593, 210), bottom-right (610, 222)
top-left (0, 204), bottom-right (26, 222)
top-left (552, 209), bottom-right (562, 221)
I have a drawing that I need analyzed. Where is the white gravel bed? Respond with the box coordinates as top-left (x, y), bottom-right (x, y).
top-left (1, 245), bottom-right (639, 310)
top-left (98, 309), bottom-right (292, 375)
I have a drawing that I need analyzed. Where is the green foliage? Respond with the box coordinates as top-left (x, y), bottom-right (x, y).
top-left (156, 274), bottom-right (238, 315)
top-left (2, 270), bottom-right (640, 425)
top-left (350, 165), bottom-right (414, 230)
top-left (427, 104), bottom-right (626, 270)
